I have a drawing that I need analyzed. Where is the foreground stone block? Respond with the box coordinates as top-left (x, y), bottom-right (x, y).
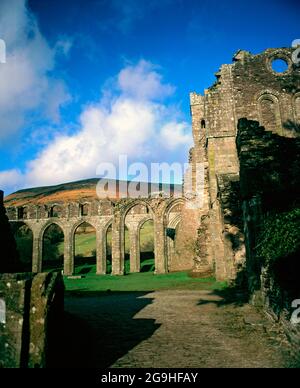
top-left (0, 271), bottom-right (64, 368)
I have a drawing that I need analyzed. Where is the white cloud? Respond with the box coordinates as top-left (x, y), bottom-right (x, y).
top-left (0, 169), bottom-right (24, 192)
top-left (160, 122), bottom-right (192, 150)
top-left (0, 1), bottom-right (192, 196)
top-left (20, 60), bottom-right (192, 188)
top-left (0, 0), bottom-right (70, 142)
top-left (118, 60), bottom-right (175, 100)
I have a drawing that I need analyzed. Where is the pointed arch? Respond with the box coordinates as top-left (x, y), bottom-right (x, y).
top-left (42, 223), bottom-right (65, 272)
top-left (163, 198), bottom-right (185, 270)
top-left (73, 221), bottom-right (96, 275)
top-left (257, 91), bottom-right (282, 134)
top-left (138, 218), bottom-right (155, 273)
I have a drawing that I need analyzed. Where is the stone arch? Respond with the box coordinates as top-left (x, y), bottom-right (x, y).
top-left (257, 91), bottom-right (282, 134)
top-left (39, 220), bottom-right (66, 241)
top-left (112, 199), bottom-right (155, 275)
top-left (70, 219), bottom-right (97, 238)
top-left (168, 213), bottom-right (182, 229)
top-left (73, 221), bottom-right (96, 275)
top-left (138, 216), bottom-right (155, 273)
top-left (163, 197), bottom-right (185, 223)
top-left (163, 198), bottom-right (184, 270)
top-left (137, 215), bottom-right (153, 231)
top-left (123, 200), bottom-right (155, 274)
top-left (41, 222), bottom-right (65, 272)
top-left (121, 199), bottom-right (155, 219)
top-left (49, 204), bottom-right (63, 218)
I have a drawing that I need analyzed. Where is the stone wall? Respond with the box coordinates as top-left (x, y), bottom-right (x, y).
top-left (236, 118), bottom-right (300, 360)
top-left (0, 271), bottom-right (64, 368)
top-left (189, 47), bottom-right (300, 281)
top-left (6, 197), bottom-right (186, 276)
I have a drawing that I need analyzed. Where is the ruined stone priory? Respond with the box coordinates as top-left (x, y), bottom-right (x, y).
top-left (5, 47), bottom-right (300, 282)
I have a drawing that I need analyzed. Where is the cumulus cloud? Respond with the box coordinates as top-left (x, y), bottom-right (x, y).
top-left (0, 2), bottom-right (192, 193)
top-left (0, 0), bottom-right (70, 143)
top-left (118, 60), bottom-right (175, 100)
top-left (0, 169), bottom-right (24, 193)
top-left (160, 122), bottom-right (192, 150)
top-left (20, 60), bottom-right (192, 188)
top-left (0, 59), bottom-right (192, 192)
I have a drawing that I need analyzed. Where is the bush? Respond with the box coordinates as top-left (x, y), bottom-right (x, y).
top-left (256, 208), bottom-right (300, 265)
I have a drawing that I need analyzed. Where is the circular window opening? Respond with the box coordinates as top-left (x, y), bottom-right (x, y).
top-left (271, 58), bottom-right (289, 74)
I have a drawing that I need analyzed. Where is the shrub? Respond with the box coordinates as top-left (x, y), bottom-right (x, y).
top-left (256, 208), bottom-right (300, 265)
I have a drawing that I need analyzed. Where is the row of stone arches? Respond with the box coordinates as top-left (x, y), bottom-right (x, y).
top-left (12, 219), bottom-right (155, 275)
top-left (10, 198), bottom-right (184, 276)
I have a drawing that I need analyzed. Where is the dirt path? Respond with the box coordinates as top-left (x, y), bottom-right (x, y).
top-left (63, 290), bottom-right (294, 368)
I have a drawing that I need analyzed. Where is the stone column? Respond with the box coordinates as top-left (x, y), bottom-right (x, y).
top-left (96, 228), bottom-right (106, 275)
top-left (111, 214), bottom-right (124, 275)
top-left (32, 231), bottom-right (42, 273)
top-left (129, 226), bottom-right (140, 273)
top-left (64, 227), bottom-right (74, 276)
top-left (154, 218), bottom-right (167, 274)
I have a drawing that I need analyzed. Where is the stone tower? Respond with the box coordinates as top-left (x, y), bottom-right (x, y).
top-left (189, 47), bottom-right (300, 281)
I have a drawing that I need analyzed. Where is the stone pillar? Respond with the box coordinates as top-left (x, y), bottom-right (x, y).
top-left (96, 228), bottom-right (106, 275)
top-left (32, 231), bottom-right (42, 273)
top-left (64, 228), bottom-right (74, 276)
top-left (129, 226), bottom-right (140, 273)
top-left (154, 219), bottom-right (167, 274)
top-left (112, 214), bottom-right (124, 275)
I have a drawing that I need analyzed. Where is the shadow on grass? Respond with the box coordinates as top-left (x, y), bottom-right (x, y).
top-left (56, 291), bottom-right (160, 368)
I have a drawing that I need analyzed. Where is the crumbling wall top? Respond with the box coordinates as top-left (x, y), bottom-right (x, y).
top-left (190, 92), bottom-right (204, 106)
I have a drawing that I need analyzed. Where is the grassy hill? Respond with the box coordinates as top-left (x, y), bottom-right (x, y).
top-left (4, 178), bottom-right (182, 206)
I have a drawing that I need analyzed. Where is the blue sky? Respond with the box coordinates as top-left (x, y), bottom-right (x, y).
top-left (0, 0), bottom-right (299, 194)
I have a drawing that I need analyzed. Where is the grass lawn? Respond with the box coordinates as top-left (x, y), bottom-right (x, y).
top-left (58, 221), bottom-right (154, 258)
top-left (64, 270), bottom-right (227, 293)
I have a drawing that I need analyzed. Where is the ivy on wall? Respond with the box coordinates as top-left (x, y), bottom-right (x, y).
top-left (256, 208), bottom-right (300, 265)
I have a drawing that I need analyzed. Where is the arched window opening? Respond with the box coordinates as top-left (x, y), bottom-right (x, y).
top-left (49, 205), bottom-right (62, 218)
top-left (124, 202), bottom-right (154, 274)
top-left (201, 119), bottom-right (206, 129)
top-left (80, 203), bottom-right (89, 217)
top-left (259, 95), bottom-right (281, 134)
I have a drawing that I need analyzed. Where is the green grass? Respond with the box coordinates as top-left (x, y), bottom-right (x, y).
top-left (58, 221), bottom-right (154, 258)
top-left (64, 270), bottom-right (227, 293)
